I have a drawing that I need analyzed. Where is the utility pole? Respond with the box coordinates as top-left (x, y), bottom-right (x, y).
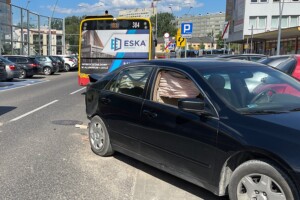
top-left (276, 0), bottom-right (284, 55)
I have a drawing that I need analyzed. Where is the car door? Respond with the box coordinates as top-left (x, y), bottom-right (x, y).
top-left (98, 66), bottom-right (153, 153)
top-left (140, 68), bottom-right (219, 185)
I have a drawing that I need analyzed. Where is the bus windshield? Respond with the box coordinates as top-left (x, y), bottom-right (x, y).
top-left (78, 17), bottom-right (153, 86)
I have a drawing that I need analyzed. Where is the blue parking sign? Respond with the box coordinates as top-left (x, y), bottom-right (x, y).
top-left (181, 23), bottom-right (193, 35)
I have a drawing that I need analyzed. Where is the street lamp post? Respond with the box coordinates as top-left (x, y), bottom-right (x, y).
top-left (153, 0), bottom-right (160, 40)
top-left (276, 0), bottom-right (284, 55)
top-left (49, 0), bottom-right (59, 55)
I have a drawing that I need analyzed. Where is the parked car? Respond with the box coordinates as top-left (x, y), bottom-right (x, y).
top-left (4, 55), bottom-right (40, 79)
top-left (257, 55), bottom-right (291, 67)
top-left (0, 56), bottom-right (21, 81)
top-left (272, 55), bottom-right (300, 80)
top-left (57, 55), bottom-right (77, 72)
top-left (218, 54), bottom-right (267, 62)
top-left (0, 60), bottom-right (6, 81)
top-left (86, 58), bottom-right (300, 200)
top-left (48, 56), bottom-right (64, 72)
top-left (31, 56), bottom-right (58, 75)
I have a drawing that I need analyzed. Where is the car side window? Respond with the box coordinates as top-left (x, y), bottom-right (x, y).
top-left (18, 58), bottom-right (28, 63)
top-left (152, 70), bottom-right (202, 107)
top-left (108, 67), bottom-right (152, 98)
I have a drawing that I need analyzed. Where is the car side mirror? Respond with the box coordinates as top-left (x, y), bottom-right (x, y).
top-left (178, 98), bottom-right (209, 115)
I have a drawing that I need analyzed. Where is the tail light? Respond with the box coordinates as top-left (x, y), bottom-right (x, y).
top-left (9, 65), bottom-right (16, 70)
top-left (29, 63), bottom-right (39, 67)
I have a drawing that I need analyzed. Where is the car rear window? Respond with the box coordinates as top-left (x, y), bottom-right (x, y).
top-left (276, 58), bottom-right (297, 75)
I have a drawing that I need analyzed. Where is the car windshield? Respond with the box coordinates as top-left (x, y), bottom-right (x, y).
top-left (198, 65), bottom-right (300, 114)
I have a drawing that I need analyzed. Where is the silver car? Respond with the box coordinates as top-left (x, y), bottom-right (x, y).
top-left (0, 56), bottom-right (21, 81)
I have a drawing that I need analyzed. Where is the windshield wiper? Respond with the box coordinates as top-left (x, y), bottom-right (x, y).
top-left (242, 110), bottom-right (289, 115)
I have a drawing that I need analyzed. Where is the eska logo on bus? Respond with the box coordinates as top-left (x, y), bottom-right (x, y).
top-left (111, 37), bottom-right (147, 51)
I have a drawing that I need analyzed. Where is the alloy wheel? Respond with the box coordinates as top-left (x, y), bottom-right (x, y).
top-left (237, 173), bottom-right (286, 200)
top-left (90, 121), bottom-right (105, 150)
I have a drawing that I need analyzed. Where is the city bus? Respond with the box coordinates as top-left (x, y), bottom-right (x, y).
top-left (78, 15), bottom-right (154, 86)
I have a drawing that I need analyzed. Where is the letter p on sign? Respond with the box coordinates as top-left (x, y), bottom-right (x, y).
top-left (181, 23), bottom-right (193, 35)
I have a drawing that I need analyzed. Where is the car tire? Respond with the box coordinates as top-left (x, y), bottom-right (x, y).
top-left (43, 67), bottom-right (52, 75)
top-left (64, 64), bottom-right (70, 72)
top-left (19, 69), bottom-right (27, 79)
top-left (89, 115), bottom-right (114, 157)
top-left (229, 160), bottom-right (299, 200)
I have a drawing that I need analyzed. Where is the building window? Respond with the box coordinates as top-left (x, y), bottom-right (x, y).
top-left (249, 17), bottom-right (257, 28)
top-left (281, 16), bottom-right (289, 28)
top-left (271, 16), bottom-right (279, 28)
top-left (258, 16), bottom-right (267, 28)
top-left (290, 16), bottom-right (299, 27)
top-left (249, 16), bottom-right (267, 29)
top-left (251, 0), bottom-right (258, 2)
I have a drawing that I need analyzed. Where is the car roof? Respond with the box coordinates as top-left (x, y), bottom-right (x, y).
top-left (219, 54), bottom-right (265, 58)
top-left (124, 58), bottom-right (268, 71)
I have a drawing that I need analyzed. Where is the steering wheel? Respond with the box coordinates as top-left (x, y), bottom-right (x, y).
top-left (250, 89), bottom-right (277, 104)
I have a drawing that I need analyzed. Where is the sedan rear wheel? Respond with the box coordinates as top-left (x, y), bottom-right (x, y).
top-left (64, 64), bottom-right (70, 72)
top-left (19, 69), bottom-right (27, 79)
top-left (89, 115), bottom-right (114, 156)
top-left (43, 67), bottom-right (52, 75)
top-left (229, 160), bottom-right (299, 200)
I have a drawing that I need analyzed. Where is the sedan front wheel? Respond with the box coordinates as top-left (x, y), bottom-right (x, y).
top-left (89, 115), bottom-right (114, 156)
top-left (229, 160), bottom-right (299, 200)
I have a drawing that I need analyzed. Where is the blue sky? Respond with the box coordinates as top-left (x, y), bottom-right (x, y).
top-left (12, 0), bottom-right (226, 19)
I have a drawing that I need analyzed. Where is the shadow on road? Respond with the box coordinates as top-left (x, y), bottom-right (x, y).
top-left (0, 106), bottom-right (17, 116)
top-left (113, 153), bottom-right (229, 200)
top-left (27, 76), bottom-right (46, 79)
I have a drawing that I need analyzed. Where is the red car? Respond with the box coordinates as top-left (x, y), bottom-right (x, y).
top-left (275, 55), bottom-right (300, 80)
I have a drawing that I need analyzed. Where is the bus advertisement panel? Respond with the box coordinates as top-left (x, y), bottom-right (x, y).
top-left (78, 18), bottom-right (152, 86)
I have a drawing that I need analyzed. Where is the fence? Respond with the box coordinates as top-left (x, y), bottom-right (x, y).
top-left (0, 1), bottom-right (65, 56)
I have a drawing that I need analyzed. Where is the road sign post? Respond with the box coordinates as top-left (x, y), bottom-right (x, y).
top-left (181, 23), bottom-right (193, 58)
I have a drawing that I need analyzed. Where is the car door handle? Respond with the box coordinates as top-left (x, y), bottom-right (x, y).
top-left (143, 110), bottom-right (157, 119)
top-left (100, 97), bottom-right (111, 105)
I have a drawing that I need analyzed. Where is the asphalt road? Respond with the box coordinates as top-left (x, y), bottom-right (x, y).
top-left (0, 71), bottom-right (228, 200)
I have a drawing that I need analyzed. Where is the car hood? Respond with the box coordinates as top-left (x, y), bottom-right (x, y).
top-left (250, 111), bottom-right (300, 131)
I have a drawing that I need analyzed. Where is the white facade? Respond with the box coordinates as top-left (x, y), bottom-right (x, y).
top-left (118, 8), bottom-right (157, 18)
top-left (227, 0), bottom-right (300, 42)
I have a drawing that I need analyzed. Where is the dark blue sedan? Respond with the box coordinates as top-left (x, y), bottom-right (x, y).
top-left (85, 58), bottom-right (300, 200)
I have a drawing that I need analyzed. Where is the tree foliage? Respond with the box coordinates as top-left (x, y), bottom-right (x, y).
top-left (215, 31), bottom-right (224, 49)
top-left (150, 12), bottom-right (177, 38)
top-left (65, 16), bottom-right (84, 54)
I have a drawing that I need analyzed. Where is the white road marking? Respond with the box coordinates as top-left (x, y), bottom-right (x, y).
top-left (75, 124), bottom-right (88, 129)
top-left (9, 100), bottom-right (59, 122)
top-left (70, 87), bottom-right (85, 95)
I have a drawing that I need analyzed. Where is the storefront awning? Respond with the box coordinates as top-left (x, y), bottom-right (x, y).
top-left (245, 26), bottom-right (300, 41)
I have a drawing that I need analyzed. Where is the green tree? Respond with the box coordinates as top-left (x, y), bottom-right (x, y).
top-left (215, 31), bottom-right (224, 49)
top-left (150, 12), bottom-right (177, 38)
top-left (65, 16), bottom-right (84, 54)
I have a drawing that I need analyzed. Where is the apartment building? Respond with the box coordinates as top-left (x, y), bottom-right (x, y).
top-left (118, 7), bottom-right (157, 18)
top-left (177, 12), bottom-right (226, 38)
